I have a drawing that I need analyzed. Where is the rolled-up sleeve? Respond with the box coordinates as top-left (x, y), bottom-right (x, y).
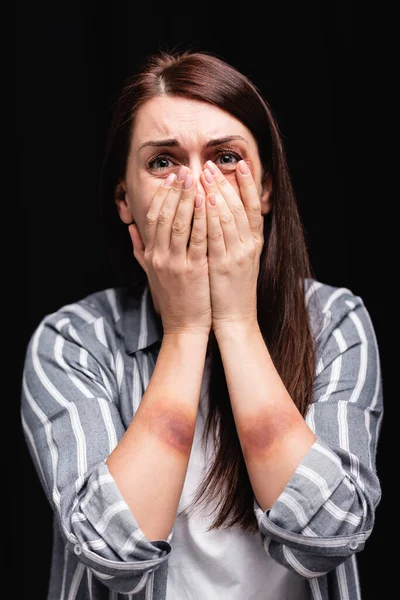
top-left (21, 305), bottom-right (172, 594)
top-left (254, 287), bottom-right (383, 578)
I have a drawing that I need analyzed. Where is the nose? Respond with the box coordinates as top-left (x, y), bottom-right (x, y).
top-left (189, 160), bottom-right (207, 197)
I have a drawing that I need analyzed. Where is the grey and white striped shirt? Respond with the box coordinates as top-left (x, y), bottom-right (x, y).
top-left (21, 277), bottom-right (383, 599)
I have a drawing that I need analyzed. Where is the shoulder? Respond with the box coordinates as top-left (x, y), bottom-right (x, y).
top-left (26, 287), bottom-right (128, 353)
top-left (303, 277), bottom-right (377, 349)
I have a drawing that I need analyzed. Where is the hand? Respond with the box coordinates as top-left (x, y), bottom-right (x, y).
top-left (200, 160), bottom-right (264, 333)
top-left (128, 166), bottom-right (212, 336)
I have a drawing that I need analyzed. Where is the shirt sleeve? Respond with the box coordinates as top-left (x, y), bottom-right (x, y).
top-left (20, 303), bottom-right (172, 595)
top-left (254, 287), bottom-right (383, 578)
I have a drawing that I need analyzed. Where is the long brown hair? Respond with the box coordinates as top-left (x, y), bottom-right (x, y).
top-left (99, 49), bottom-right (320, 533)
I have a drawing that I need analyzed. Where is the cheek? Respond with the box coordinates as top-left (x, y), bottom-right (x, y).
top-left (127, 173), bottom-right (160, 239)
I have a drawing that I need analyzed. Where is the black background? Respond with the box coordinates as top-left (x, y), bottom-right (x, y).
top-left (16, 1), bottom-right (388, 598)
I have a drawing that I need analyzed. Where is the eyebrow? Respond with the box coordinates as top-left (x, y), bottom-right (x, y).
top-left (138, 135), bottom-right (248, 152)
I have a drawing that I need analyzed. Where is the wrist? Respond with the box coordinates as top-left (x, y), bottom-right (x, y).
top-left (162, 328), bottom-right (211, 345)
top-left (213, 319), bottom-right (261, 342)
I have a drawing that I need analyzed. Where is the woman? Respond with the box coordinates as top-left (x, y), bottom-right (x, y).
top-left (21, 50), bottom-right (383, 600)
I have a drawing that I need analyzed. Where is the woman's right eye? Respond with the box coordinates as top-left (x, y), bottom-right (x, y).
top-left (147, 155), bottom-right (175, 170)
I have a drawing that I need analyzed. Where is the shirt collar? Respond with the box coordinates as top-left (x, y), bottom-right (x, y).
top-left (122, 280), bottom-right (163, 355)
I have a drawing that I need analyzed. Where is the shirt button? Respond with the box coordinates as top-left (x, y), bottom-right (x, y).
top-left (348, 538), bottom-right (359, 550)
top-left (74, 544), bottom-right (83, 555)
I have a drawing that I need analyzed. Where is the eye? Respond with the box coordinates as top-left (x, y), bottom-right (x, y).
top-left (147, 154), bottom-right (176, 170)
top-left (215, 150), bottom-right (243, 167)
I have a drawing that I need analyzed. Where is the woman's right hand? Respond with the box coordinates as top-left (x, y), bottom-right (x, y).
top-left (128, 166), bottom-right (212, 336)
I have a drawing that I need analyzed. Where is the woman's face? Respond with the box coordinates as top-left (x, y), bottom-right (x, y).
top-left (116, 95), bottom-right (271, 247)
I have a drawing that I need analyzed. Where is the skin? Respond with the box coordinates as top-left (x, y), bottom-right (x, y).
top-left (115, 95), bottom-right (272, 314)
top-left (109, 94), bottom-right (316, 526)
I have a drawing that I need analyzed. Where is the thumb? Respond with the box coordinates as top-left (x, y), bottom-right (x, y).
top-left (128, 224), bottom-right (145, 254)
top-left (128, 224), bottom-right (147, 274)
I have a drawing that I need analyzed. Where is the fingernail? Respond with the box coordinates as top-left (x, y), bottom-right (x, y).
top-left (163, 173), bottom-right (176, 186)
top-left (207, 161), bottom-right (218, 175)
top-left (177, 166), bottom-right (186, 181)
top-left (204, 169), bottom-right (214, 184)
top-left (238, 160), bottom-right (250, 175)
top-left (208, 193), bottom-right (216, 206)
top-left (184, 174), bottom-right (193, 190)
top-left (195, 194), bottom-right (204, 208)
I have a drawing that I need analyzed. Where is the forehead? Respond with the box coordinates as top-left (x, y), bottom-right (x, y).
top-left (131, 95), bottom-right (253, 146)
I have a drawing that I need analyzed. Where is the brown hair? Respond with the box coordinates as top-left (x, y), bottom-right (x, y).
top-left (99, 49), bottom-right (320, 533)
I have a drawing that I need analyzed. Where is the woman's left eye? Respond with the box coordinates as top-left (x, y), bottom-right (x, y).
top-left (215, 151), bottom-right (242, 166)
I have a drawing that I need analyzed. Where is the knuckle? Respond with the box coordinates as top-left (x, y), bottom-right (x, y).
top-left (248, 202), bottom-right (262, 216)
top-left (170, 260), bottom-right (183, 276)
top-left (171, 179), bottom-right (184, 192)
top-left (217, 176), bottom-right (228, 187)
top-left (219, 213), bottom-right (235, 226)
top-left (181, 188), bottom-right (195, 200)
top-left (218, 262), bottom-right (230, 275)
top-left (172, 220), bottom-right (188, 236)
top-left (143, 248), bottom-right (152, 264)
top-left (231, 203), bottom-right (244, 216)
top-left (145, 213), bottom-right (158, 227)
top-left (151, 255), bottom-right (164, 272)
top-left (192, 211), bottom-right (206, 223)
top-left (158, 209), bottom-right (174, 225)
top-left (190, 231), bottom-right (206, 246)
top-left (211, 230), bottom-right (224, 242)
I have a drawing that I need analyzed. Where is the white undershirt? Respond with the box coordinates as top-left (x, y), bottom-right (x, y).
top-left (166, 355), bottom-right (309, 600)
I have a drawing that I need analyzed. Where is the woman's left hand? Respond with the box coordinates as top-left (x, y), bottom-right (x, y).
top-left (201, 160), bottom-right (264, 334)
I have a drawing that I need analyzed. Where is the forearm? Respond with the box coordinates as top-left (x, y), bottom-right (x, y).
top-left (215, 323), bottom-right (316, 511)
top-left (106, 331), bottom-right (209, 541)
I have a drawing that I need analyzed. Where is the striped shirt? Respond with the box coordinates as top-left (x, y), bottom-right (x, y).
top-left (21, 277), bottom-right (383, 600)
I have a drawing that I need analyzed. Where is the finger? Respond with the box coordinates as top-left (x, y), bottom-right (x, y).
top-left (187, 193), bottom-right (207, 262)
top-left (144, 172), bottom-right (177, 252)
top-left (205, 191), bottom-right (227, 259)
top-left (128, 224), bottom-right (148, 274)
top-left (235, 160), bottom-right (263, 241)
top-left (154, 165), bottom-right (189, 253)
top-left (201, 169), bottom-right (240, 255)
top-left (206, 160), bottom-right (253, 245)
top-left (128, 223), bottom-right (145, 255)
top-left (169, 172), bottom-right (197, 256)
